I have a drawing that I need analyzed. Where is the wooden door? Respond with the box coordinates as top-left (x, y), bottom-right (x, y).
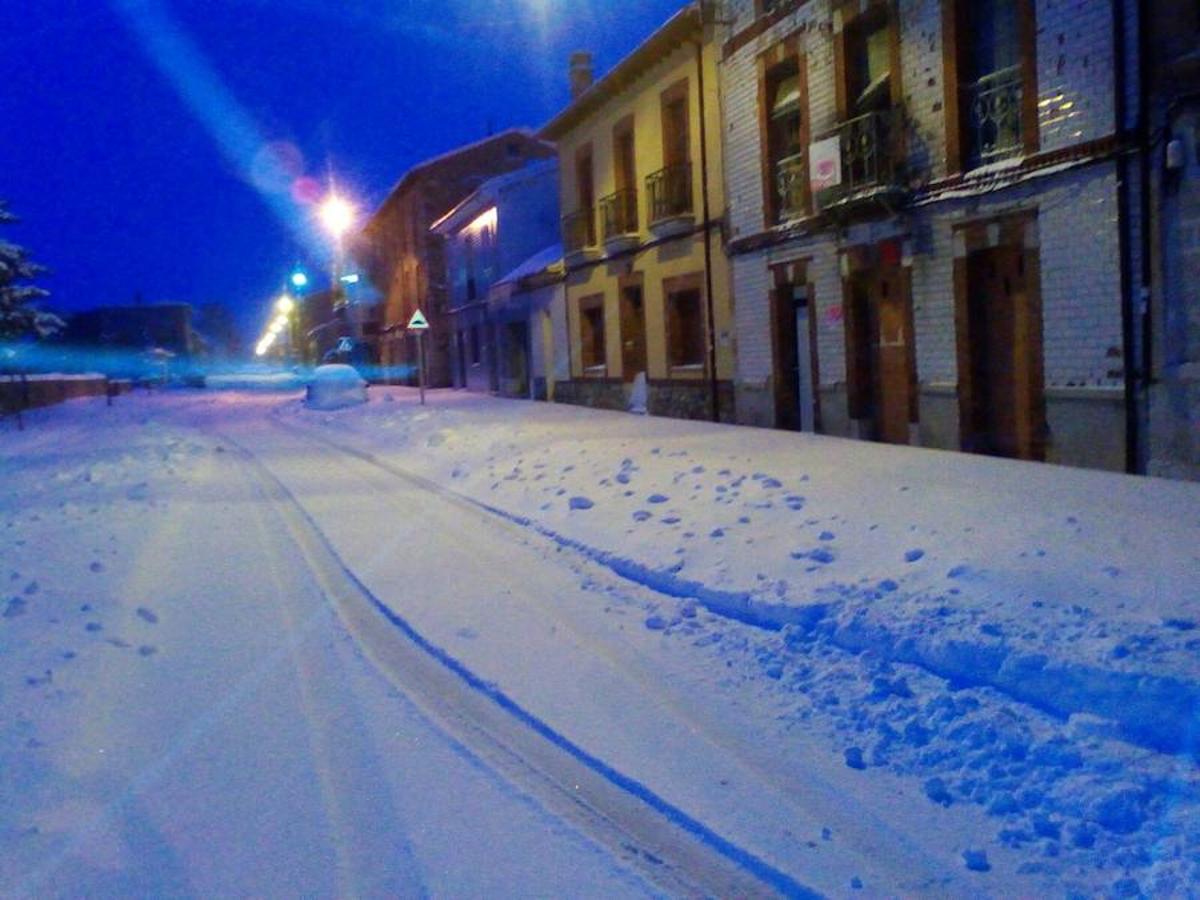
top-left (965, 245), bottom-right (1043, 459)
top-left (773, 284), bottom-right (800, 430)
top-left (620, 284), bottom-right (647, 382)
top-left (872, 267), bottom-right (911, 444)
top-left (846, 275), bottom-right (878, 437)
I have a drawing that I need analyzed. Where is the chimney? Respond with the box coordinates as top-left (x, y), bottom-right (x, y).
top-left (569, 51), bottom-right (593, 99)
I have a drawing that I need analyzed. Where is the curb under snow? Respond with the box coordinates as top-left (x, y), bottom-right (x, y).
top-left (479, 503), bottom-right (1200, 758)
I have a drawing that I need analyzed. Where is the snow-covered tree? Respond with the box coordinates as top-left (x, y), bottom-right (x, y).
top-left (0, 201), bottom-right (62, 340)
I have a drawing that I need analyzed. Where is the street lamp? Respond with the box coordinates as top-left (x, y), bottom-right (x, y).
top-left (275, 294), bottom-right (296, 360)
top-left (318, 193), bottom-right (357, 338)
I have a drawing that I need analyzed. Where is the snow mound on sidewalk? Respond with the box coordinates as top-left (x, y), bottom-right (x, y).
top-left (305, 365), bottom-right (367, 410)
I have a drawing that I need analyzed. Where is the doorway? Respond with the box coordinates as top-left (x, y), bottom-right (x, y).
top-left (961, 244), bottom-right (1045, 459)
top-left (846, 264), bottom-right (913, 444)
top-left (772, 276), bottom-right (818, 431)
top-left (503, 320), bottom-right (530, 397)
top-left (620, 282), bottom-right (647, 382)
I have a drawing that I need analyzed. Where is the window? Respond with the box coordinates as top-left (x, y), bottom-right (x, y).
top-left (579, 295), bottom-right (606, 371)
top-left (963, 0), bottom-right (1022, 165)
top-left (564, 143), bottom-right (596, 252)
top-left (576, 145), bottom-right (595, 233)
top-left (944, 0), bottom-right (1036, 172)
top-left (601, 118), bottom-right (638, 239)
top-left (834, 4), bottom-right (900, 190)
top-left (648, 80), bottom-right (693, 222)
top-left (464, 233), bottom-right (477, 301)
top-left (764, 56), bottom-right (807, 221)
top-left (665, 282), bottom-right (705, 370)
top-left (661, 86), bottom-right (690, 167)
top-left (470, 325), bottom-right (481, 365)
top-left (847, 15), bottom-right (891, 117)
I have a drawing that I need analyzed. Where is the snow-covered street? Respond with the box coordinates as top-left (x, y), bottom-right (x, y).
top-left (3, 387), bottom-right (1199, 898)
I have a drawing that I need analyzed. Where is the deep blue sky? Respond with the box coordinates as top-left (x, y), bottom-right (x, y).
top-left (1, 0), bottom-right (684, 340)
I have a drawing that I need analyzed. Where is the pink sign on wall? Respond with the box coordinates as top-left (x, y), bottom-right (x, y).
top-left (809, 136), bottom-right (842, 192)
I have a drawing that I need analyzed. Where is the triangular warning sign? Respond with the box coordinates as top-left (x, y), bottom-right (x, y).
top-left (407, 309), bottom-right (429, 331)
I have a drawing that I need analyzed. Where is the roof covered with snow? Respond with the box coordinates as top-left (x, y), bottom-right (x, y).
top-left (493, 243), bottom-right (564, 288)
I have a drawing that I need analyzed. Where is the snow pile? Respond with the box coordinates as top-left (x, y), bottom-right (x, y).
top-left (304, 364), bottom-right (366, 410)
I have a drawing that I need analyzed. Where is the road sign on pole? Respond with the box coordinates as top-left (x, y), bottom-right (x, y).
top-left (408, 309), bottom-right (428, 405)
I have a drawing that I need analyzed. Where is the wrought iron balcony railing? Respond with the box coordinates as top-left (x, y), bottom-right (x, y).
top-left (561, 207), bottom-right (595, 255)
top-left (646, 163), bottom-right (693, 224)
top-left (965, 65), bottom-right (1023, 166)
top-left (598, 188), bottom-right (639, 240)
top-left (833, 108), bottom-right (900, 194)
top-left (775, 151), bottom-right (807, 220)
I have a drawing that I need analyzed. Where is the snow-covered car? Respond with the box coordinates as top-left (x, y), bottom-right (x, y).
top-left (304, 363), bottom-right (367, 410)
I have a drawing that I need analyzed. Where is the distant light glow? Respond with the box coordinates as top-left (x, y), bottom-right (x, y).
top-left (110, 0), bottom-right (329, 258)
top-left (275, 294), bottom-right (295, 314)
top-left (290, 270), bottom-right (309, 289)
top-left (340, 273), bottom-right (360, 284)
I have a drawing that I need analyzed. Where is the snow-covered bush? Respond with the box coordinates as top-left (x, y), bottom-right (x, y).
top-left (305, 364), bottom-right (367, 410)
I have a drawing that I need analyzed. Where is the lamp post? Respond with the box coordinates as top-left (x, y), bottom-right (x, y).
top-left (318, 194), bottom-right (356, 338)
top-left (274, 293), bottom-right (296, 364)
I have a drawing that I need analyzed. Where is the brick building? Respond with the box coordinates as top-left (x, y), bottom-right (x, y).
top-left (356, 129), bottom-right (555, 387)
top-left (541, 6), bottom-right (736, 421)
top-left (719, 0), bottom-right (1147, 472)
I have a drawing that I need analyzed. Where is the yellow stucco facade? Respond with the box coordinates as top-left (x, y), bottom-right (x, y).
top-left (543, 7), bottom-right (734, 419)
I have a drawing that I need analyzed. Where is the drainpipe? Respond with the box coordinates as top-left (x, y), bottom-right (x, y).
top-left (1113, 0), bottom-right (1141, 473)
top-left (695, 33), bottom-right (720, 423)
top-left (1136, 0), bottom-right (1153, 446)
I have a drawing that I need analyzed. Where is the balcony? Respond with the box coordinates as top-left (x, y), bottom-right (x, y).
top-left (814, 108), bottom-right (907, 218)
top-left (645, 163), bottom-right (694, 237)
top-left (598, 187), bottom-right (640, 255)
top-left (774, 151), bottom-right (807, 222)
top-left (965, 65), bottom-right (1023, 167)
top-left (561, 207), bottom-right (597, 262)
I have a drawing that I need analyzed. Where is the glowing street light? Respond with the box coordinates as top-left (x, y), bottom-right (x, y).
top-left (318, 195), bottom-right (355, 239)
top-left (290, 269), bottom-right (309, 290)
top-left (275, 294), bottom-right (295, 315)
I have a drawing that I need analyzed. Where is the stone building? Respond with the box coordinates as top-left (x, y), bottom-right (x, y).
top-left (719, 0), bottom-right (1146, 472)
top-left (541, 5), bottom-right (735, 421)
top-left (429, 159), bottom-right (560, 395)
top-left (356, 129), bottom-right (555, 387)
top-left (1146, 0), bottom-right (1200, 480)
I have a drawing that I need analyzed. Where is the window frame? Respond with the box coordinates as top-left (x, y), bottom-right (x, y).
top-left (578, 293), bottom-right (607, 374)
top-left (660, 78), bottom-right (691, 168)
top-left (758, 38), bottom-right (810, 226)
top-left (662, 273), bottom-right (707, 373)
top-left (942, 0), bottom-right (1039, 175)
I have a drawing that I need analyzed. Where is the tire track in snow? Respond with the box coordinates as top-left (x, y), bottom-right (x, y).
top-left (252, 413), bottom-right (1012, 897)
top-left (272, 415), bottom-right (1200, 757)
top-left (238, 454), bottom-right (429, 898)
top-left (218, 423), bottom-right (822, 899)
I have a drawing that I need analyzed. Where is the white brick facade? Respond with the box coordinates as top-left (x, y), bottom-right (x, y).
top-left (717, 0), bottom-right (1135, 469)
